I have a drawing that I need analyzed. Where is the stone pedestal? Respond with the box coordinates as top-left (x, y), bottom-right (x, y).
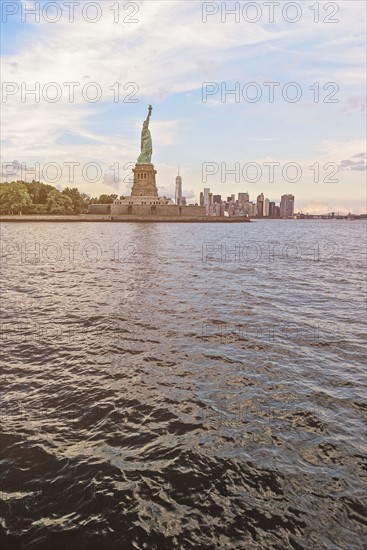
top-left (131, 163), bottom-right (158, 197)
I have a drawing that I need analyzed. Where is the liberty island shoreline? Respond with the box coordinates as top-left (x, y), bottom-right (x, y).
top-left (0, 215), bottom-right (251, 223)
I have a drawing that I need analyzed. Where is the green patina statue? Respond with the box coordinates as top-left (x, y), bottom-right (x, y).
top-left (137, 105), bottom-right (153, 164)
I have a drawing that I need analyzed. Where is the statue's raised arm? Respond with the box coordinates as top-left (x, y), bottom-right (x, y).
top-left (137, 105), bottom-right (153, 164)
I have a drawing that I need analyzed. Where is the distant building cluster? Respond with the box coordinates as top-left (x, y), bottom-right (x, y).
top-left (174, 172), bottom-right (294, 218)
top-left (199, 189), bottom-right (295, 218)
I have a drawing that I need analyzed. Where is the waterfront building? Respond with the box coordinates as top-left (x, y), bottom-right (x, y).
top-left (256, 193), bottom-right (264, 216)
top-left (264, 198), bottom-right (270, 217)
top-left (269, 201), bottom-right (276, 217)
top-left (280, 194), bottom-right (295, 218)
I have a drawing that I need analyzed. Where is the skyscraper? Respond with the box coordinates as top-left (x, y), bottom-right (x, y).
top-left (280, 194), bottom-right (295, 218)
top-left (269, 201), bottom-right (276, 217)
top-left (238, 192), bottom-right (249, 204)
top-left (175, 168), bottom-right (182, 205)
top-left (204, 188), bottom-right (210, 206)
top-left (264, 198), bottom-right (269, 217)
top-left (256, 193), bottom-right (264, 216)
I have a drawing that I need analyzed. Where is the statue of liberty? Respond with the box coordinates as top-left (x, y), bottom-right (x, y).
top-left (137, 105), bottom-right (153, 164)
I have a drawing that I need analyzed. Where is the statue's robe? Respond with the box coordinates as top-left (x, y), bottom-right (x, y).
top-left (137, 126), bottom-right (152, 164)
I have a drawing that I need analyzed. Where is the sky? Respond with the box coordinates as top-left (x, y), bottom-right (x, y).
top-left (1, 0), bottom-right (366, 213)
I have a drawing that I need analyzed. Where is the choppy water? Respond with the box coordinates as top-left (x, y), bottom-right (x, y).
top-left (1, 220), bottom-right (366, 549)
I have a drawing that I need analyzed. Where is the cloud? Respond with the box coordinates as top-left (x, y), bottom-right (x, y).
top-left (341, 96), bottom-right (366, 115)
top-left (339, 153), bottom-right (367, 172)
top-left (1, 160), bottom-right (21, 180)
top-left (156, 184), bottom-right (174, 199)
top-left (102, 173), bottom-right (121, 190)
top-left (185, 190), bottom-right (196, 200)
top-left (340, 158), bottom-right (367, 171)
top-left (319, 140), bottom-right (366, 160)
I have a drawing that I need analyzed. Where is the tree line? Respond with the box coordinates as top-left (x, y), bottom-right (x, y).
top-left (0, 181), bottom-right (118, 215)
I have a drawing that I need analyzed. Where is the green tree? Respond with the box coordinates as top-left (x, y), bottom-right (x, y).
top-left (0, 185), bottom-right (7, 214)
top-left (98, 194), bottom-right (118, 204)
top-left (0, 182), bottom-right (32, 214)
top-left (47, 190), bottom-right (74, 214)
top-left (62, 187), bottom-right (85, 213)
top-left (27, 180), bottom-right (55, 204)
top-left (80, 192), bottom-right (91, 212)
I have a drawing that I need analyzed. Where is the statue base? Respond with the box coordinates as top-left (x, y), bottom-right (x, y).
top-left (131, 163), bottom-right (158, 197)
